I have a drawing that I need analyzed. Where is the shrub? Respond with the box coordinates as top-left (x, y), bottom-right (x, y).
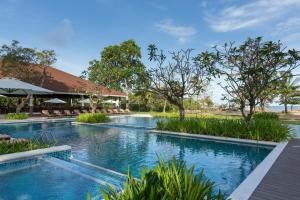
top-left (5, 113), bottom-right (28, 120)
top-left (76, 113), bottom-right (110, 123)
top-left (253, 112), bottom-right (279, 120)
top-left (0, 139), bottom-right (50, 155)
top-left (97, 157), bottom-right (224, 200)
top-left (157, 118), bottom-right (291, 142)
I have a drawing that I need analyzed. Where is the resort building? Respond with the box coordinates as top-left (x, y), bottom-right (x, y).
top-left (0, 65), bottom-right (127, 113)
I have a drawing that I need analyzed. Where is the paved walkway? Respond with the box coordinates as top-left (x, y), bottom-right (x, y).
top-left (249, 139), bottom-right (300, 200)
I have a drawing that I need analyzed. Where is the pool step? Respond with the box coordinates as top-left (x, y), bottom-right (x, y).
top-left (81, 122), bottom-right (155, 130)
top-left (45, 157), bottom-right (125, 188)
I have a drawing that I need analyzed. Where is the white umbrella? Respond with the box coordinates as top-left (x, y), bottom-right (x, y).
top-left (45, 98), bottom-right (66, 104)
top-left (79, 99), bottom-right (91, 104)
top-left (0, 77), bottom-right (53, 95)
top-left (103, 99), bottom-right (117, 104)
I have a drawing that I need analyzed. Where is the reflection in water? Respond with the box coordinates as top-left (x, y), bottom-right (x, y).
top-left (1, 120), bottom-right (272, 196)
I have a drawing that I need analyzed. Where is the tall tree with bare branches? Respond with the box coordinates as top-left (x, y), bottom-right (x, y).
top-left (147, 45), bottom-right (212, 120)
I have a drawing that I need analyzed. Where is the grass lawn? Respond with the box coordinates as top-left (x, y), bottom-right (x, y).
top-left (137, 111), bottom-right (300, 124)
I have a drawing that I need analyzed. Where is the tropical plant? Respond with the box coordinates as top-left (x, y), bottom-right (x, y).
top-left (252, 112), bottom-right (279, 120)
top-left (99, 157), bottom-right (225, 200)
top-left (157, 117), bottom-right (290, 142)
top-left (76, 113), bottom-right (111, 123)
top-left (203, 37), bottom-right (300, 121)
top-left (4, 112), bottom-right (28, 120)
top-left (0, 138), bottom-right (50, 155)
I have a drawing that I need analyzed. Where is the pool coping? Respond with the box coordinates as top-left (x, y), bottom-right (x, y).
top-left (0, 145), bottom-right (71, 163)
top-left (73, 121), bottom-right (156, 130)
top-left (228, 142), bottom-right (288, 200)
top-left (149, 130), bottom-right (278, 147)
top-left (0, 117), bottom-right (75, 124)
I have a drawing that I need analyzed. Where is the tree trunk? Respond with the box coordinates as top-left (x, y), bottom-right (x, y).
top-left (16, 95), bottom-right (31, 113)
top-left (260, 100), bottom-right (265, 112)
top-left (163, 99), bottom-right (167, 113)
top-left (284, 103), bottom-right (288, 113)
top-left (178, 105), bottom-right (185, 121)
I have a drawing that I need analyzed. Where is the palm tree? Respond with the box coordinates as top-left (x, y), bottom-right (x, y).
top-left (279, 73), bottom-right (300, 113)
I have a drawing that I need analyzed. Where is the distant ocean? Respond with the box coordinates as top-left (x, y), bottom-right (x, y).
top-left (267, 105), bottom-right (300, 112)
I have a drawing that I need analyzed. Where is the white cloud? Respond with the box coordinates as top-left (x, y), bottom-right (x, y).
top-left (44, 18), bottom-right (74, 47)
top-left (207, 0), bottom-right (300, 32)
top-left (155, 19), bottom-right (196, 44)
top-left (273, 17), bottom-right (300, 36)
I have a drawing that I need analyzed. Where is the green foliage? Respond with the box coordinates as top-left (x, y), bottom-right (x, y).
top-left (85, 40), bottom-right (147, 92)
top-left (203, 37), bottom-right (300, 121)
top-left (76, 113), bottom-right (111, 123)
top-left (0, 139), bottom-right (49, 155)
top-left (253, 112), bottom-right (279, 120)
top-left (157, 118), bottom-right (291, 142)
top-left (101, 157), bottom-right (225, 200)
top-left (5, 113), bottom-right (28, 120)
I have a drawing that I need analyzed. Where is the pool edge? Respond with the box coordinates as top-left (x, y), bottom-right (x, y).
top-left (0, 145), bottom-right (72, 163)
top-left (228, 142), bottom-right (288, 200)
top-left (149, 130), bottom-right (278, 147)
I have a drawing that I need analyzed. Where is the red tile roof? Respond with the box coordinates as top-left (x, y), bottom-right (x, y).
top-left (0, 64), bottom-right (127, 97)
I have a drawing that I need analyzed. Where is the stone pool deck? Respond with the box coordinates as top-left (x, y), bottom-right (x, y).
top-left (248, 139), bottom-right (300, 200)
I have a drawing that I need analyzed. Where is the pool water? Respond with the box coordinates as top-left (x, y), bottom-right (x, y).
top-left (0, 117), bottom-right (273, 198)
top-left (0, 157), bottom-right (114, 200)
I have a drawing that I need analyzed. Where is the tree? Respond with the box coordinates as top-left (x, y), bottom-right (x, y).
top-left (0, 40), bottom-right (57, 113)
top-left (205, 37), bottom-right (300, 121)
top-left (147, 45), bottom-right (212, 120)
top-left (278, 73), bottom-right (300, 113)
top-left (85, 40), bottom-right (147, 109)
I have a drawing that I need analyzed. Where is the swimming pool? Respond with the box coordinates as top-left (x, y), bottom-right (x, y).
top-left (0, 116), bottom-right (273, 198)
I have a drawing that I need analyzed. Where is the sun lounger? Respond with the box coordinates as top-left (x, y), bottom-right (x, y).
top-left (0, 134), bottom-right (11, 141)
top-left (41, 110), bottom-right (53, 117)
top-left (73, 109), bottom-right (81, 115)
top-left (95, 109), bottom-right (101, 113)
top-left (100, 109), bottom-right (107, 113)
top-left (119, 109), bottom-right (125, 113)
top-left (81, 109), bottom-right (89, 113)
top-left (53, 110), bottom-right (63, 117)
top-left (112, 109), bottom-right (119, 114)
top-left (106, 109), bottom-right (113, 114)
top-left (64, 110), bottom-right (75, 116)
top-left (125, 109), bottom-right (131, 113)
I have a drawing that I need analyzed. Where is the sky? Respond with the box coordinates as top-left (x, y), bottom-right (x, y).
top-left (1, 0), bottom-right (300, 104)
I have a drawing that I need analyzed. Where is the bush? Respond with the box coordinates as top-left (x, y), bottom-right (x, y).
top-left (76, 113), bottom-right (110, 123)
top-left (0, 139), bottom-right (50, 155)
top-left (253, 112), bottom-right (279, 120)
top-left (97, 157), bottom-right (224, 200)
top-left (157, 118), bottom-right (291, 142)
top-left (5, 113), bottom-right (28, 120)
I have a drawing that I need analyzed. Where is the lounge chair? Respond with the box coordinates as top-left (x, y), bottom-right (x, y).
top-left (0, 134), bottom-right (11, 141)
top-left (119, 109), bottom-right (125, 113)
top-left (100, 109), bottom-right (107, 114)
top-left (95, 109), bottom-right (101, 113)
top-left (73, 109), bottom-right (81, 115)
top-left (41, 110), bottom-right (53, 117)
top-left (112, 109), bottom-right (119, 114)
top-left (125, 109), bottom-right (131, 113)
top-left (106, 109), bottom-right (113, 114)
top-left (81, 109), bottom-right (89, 113)
top-left (64, 110), bottom-right (75, 116)
top-left (53, 110), bottom-right (63, 117)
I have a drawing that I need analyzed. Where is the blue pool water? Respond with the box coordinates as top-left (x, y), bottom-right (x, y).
top-left (0, 116), bottom-right (273, 199)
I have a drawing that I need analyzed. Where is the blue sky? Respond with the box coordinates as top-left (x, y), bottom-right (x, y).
top-left (1, 0), bottom-right (300, 103)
